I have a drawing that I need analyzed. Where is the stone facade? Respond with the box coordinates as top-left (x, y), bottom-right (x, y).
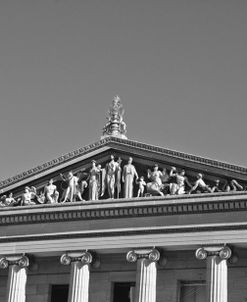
top-left (0, 250), bottom-right (246, 302)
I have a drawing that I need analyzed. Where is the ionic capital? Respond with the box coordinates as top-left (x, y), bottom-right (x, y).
top-left (60, 251), bottom-right (93, 266)
top-left (126, 248), bottom-right (160, 263)
top-left (0, 255), bottom-right (29, 269)
top-left (195, 246), bottom-right (232, 261)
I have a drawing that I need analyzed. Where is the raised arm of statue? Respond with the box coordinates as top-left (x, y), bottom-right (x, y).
top-left (147, 169), bottom-right (152, 180)
top-left (189, 179), bottom-right (200, 194)
top-left (60, 173), bottom-right (67, 182)
top-left (169, 167), bottom-right (177, 177)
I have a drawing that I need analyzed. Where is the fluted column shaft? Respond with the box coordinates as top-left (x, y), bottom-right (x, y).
top-left (135, 258), bottom-right (157, 302)
top-left (69, 262), bottom-right (90, 302)
top-left (207, 255), bottom-right (228, 302)
top-left (126, 249), bottom-right (160, 302)
top-left (60, 251), bottom-right (93, 302)
top-left (0, 255), bottom-right (29, 302)
top-left (6, 265), bottom-right (27, 302)
top-left (196, 246), bottom-right (232, 302)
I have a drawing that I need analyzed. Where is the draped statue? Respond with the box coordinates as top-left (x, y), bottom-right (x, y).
top-left (88, 160), bottom-right (101, 201)
top-left (122, 157), bottom-right (138, 198)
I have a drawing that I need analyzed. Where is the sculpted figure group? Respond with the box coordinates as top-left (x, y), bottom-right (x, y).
top-left (0, 156), bottom-right (246, 207)
top-left (102, 96), bottom-right (127, 138)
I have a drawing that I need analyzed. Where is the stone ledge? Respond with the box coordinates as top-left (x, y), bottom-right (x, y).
top-left (0, 192), bottom-right (246, 226)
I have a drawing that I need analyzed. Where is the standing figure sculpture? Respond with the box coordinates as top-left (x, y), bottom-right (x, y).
top-left (60, 171), bottom-right (83, 202)
top-left (44, 179), bottom-right (59, 204)
top-left (88, 160), bottom-right (101, 201)
top-left (146, 164), bottom-right (164, 196)
top-left (136, 176), bottom-right (146, 197)
top-left (105, 155), bottom-right (119, 199)
top-left (116, 157), bottom-right (122, 199)
top-left (122, 157), bottom-right (138, 198)
top-left (169, 167), bottom-right (192, 195)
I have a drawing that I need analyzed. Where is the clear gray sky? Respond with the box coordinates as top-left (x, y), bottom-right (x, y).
top-left (0, 0), bottom-right (247, 180)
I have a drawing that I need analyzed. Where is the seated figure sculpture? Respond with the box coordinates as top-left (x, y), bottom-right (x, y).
top-left (0, 193), bottom-right (18, 207)
top-left (189, 173), bottom-right (212, 194)
top-left (146, 164), bottom-right (164, 196)
top-left (44, 179), bottom-right (59, 204)
top-left (169, 167), bottom-right (192, 195)
top-left (21, 186), bottom-right (37, 206)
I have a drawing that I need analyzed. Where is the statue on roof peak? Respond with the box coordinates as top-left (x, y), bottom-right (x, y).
top-left (101, 96), bottom-right (127, 139)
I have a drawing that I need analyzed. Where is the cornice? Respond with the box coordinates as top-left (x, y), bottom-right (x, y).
top-left (0, 192), bottom-right (247, 226)
top-left (109, 137), bottom-right (247, 174)
top-left (0, 136), bottom-right (247, 191)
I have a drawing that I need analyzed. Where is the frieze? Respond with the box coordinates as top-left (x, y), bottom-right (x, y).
top-left (0, 136), bottom-right (247, 195)
top-left (0, 193), bottom-right (247, 226)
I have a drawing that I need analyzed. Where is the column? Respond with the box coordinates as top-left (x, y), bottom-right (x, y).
top-left (195, 246), bottom-right (232, 302)
top-left (60, 251), bottom-right (93, 302)
top-left (126, 248), bottom-right (160, 302)
top-left (0, 255), bottom-right (29, 302)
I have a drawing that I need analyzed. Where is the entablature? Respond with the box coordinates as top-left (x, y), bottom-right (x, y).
top-left (0, 192), bottom-right (247, 227)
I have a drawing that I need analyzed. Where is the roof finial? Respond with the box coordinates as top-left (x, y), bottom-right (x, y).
top-left (101, 96), bottom-right (127, 139)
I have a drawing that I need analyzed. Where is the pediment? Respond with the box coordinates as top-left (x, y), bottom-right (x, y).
top-left (1, 136), bottom-right (247, 204)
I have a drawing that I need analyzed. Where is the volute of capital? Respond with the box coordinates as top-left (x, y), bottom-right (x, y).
top-left (195, 246), bottom-right (232, 261)
top-left (0, 255), bottom-right (29, 269)
top-left (60, 251), bottom-right (93, 266)
top-left (126, 249), bottom-right (160, 263)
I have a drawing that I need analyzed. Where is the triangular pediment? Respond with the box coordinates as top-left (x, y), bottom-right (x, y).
top-left (1, 136), bottom-right (247, 204)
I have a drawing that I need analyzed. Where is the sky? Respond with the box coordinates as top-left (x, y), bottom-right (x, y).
top-left (0, 0), bottom-right (247, 180)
